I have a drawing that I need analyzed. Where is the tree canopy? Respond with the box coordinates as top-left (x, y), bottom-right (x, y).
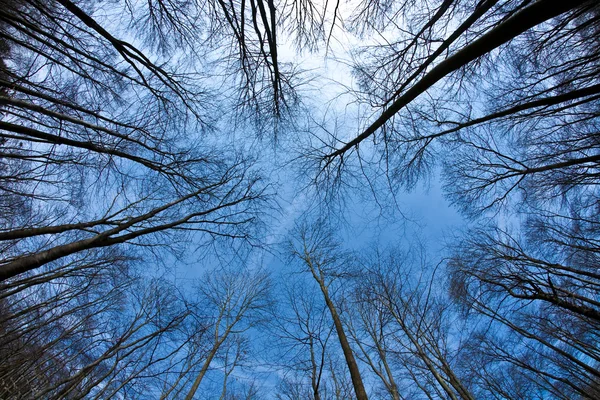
top-left (1, 0), bottom-right (599, 398)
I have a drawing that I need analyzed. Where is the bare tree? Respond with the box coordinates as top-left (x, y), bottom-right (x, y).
top-left (349, 246), bottom-right (473, 400)
top-left (346, 251), bottom-right (402, 400)
top-left (319, 0), bottom-right (595, 169)
top-left (0, 251), bottom-right (204, 400)
top-left (271, 276), bottom-right (336, 400)
top-left (289, 220), bottom-right (369, 400)
top-left (448, 223), bottom-right (600, 399)
top-left (2, 0), bottom-right (600, 397)
top-left (299, 1), bottom-right (600, 397)
top-left (183, 267), bottom-right (271, 400)
top-left (0, 0), bottom-right (272, 286)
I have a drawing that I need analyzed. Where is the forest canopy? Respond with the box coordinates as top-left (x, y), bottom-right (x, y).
top-left (0, 0), bottom-right (599, 398)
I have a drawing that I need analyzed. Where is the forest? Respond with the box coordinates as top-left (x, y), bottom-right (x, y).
top-left (0, 0), bottom-right (599, 398)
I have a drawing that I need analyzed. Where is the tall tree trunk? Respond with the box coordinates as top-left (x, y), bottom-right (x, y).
top-left (307, 256), bottom-right (369, 400)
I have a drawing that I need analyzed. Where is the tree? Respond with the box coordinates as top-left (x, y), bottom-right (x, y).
top-left (304, 1), bottom-right (600, 397)
top-left (183, 267), bottom-right (271, 400)
top-left (1, 1), bottom-right (271, 394)
top-left (2, 0), bottom-right (600, 397)
top-left (216, 335), bottom-right (252, 400)
top-left (319, 0), bottom-right (595, 171)
top-left (0, 254), bottom-right (204, 399)
top-left (348, 246), bottom-right (473, 400)
top-left (448, 224), bottom-right (600, 399)
top-left (0, 0), bottom-right (271, 284)
top-left (271, 276), bottom-right (336, 400)
top-left (345, 250), bottom-right (403, 400)
top-left (289, 221), bottom-right (369, 400)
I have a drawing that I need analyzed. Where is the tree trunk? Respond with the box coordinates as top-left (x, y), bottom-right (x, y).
top-left (308, 259), bottom-right (369, 400)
